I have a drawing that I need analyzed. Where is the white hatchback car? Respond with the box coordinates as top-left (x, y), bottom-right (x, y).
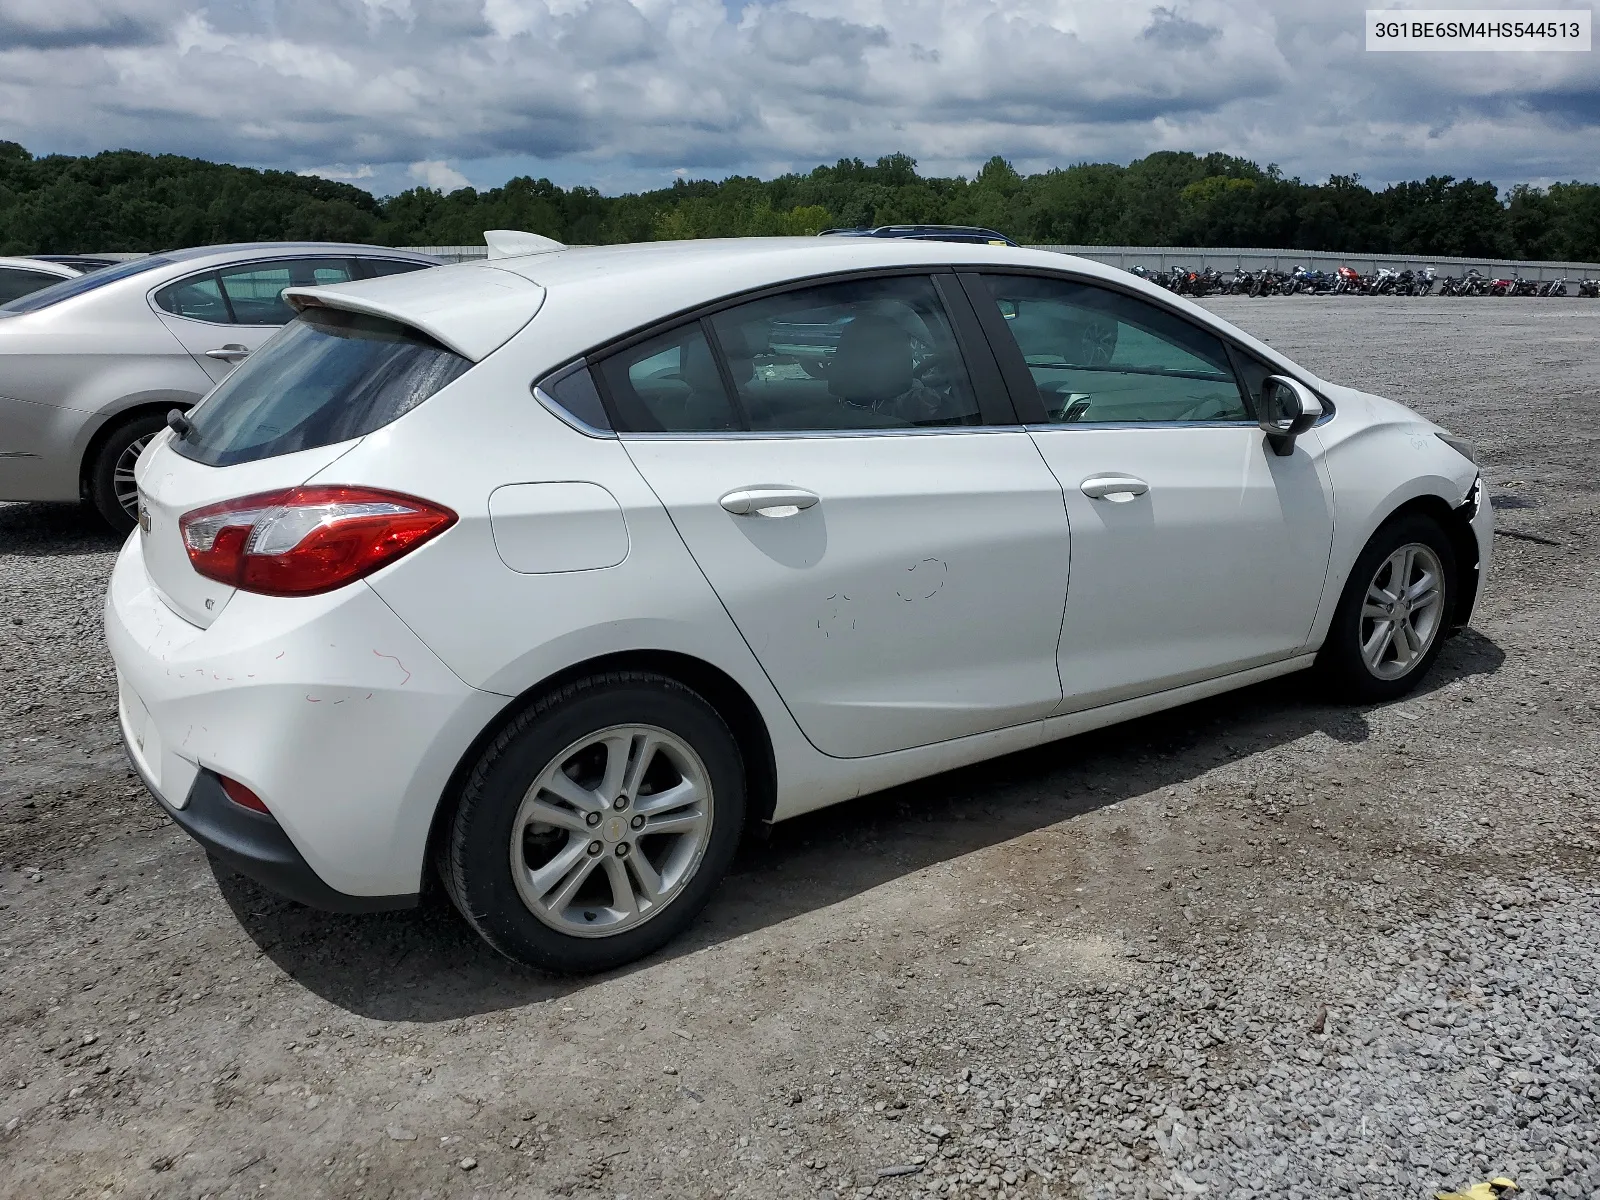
top-left (106, 236), bottom-right (1490, 972)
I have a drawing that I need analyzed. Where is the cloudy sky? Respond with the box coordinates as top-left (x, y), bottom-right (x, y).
top-left (2, 0), bottom-right (1597, 195)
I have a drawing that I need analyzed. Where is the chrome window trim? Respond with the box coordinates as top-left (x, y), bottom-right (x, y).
top-left (530, 357), bottom-right (616, 438)
top-left (533, 383), bottom-right (618, 439)
top-left (1023, 420), bottom-right (1259, 432)
top-left (615, 424), bottom-right (1024, 442)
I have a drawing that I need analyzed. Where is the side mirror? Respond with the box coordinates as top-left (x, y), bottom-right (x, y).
top-left (1258, 375), bottom-right (1323, 456)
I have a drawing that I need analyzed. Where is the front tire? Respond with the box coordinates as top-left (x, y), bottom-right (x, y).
top-left (1318, 514), bottom-right (1456, 702)
top-left (438, 672), bottom-right (746, 973)
top-left (87, 411), bottom-right (169, 533)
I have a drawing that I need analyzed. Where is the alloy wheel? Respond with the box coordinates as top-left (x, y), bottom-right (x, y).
top-left (509, 724), bottom-right (714, 938)
top-left (1359, 543), bottom-right (1445, 680)
top-left (113, 432), bottom-right (158, 519)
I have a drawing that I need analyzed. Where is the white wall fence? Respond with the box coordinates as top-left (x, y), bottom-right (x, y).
top-left (1026, 245), bottom-right (1600, 282)
top-left (89, 243), bottom-right (1600, 280)
top-left (401, 243), bottom-right (1600, 280)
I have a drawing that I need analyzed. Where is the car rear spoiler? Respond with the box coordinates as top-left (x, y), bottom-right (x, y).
top-left (285, 265), bottom-right (546, 362)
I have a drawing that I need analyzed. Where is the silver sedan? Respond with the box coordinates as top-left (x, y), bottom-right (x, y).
top-left (0, 242), bottom-right (439, 530)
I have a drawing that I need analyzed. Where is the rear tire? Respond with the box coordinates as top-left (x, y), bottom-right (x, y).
top-left (437, 672), bottom-right (745, 973)
top-left (87, 411), bottom-right (169, 533)
top-left (1318, 514), bottom-right (1457, 703)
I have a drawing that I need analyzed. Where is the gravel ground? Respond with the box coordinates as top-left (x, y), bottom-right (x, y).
top-left (1, 297), bottom-right (1597, 1200)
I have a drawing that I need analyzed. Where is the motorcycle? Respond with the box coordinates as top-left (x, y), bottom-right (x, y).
top-left (1579, 279), bottom-right (1600, 298)
top-left (1334, 265), bottom-right (1363, 294)
top-left (1290, 266), bottom-right (1335, 294)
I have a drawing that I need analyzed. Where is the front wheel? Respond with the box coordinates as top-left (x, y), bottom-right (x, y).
top-left (437, 672), bottom-right (745, 973)
top-left (1318, 514), bottom-right (1456, 702)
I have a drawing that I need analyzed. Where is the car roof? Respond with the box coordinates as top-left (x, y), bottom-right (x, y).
top-left (0, 243), bottom-right (443, 319)
top-left (0, 256), bottom-right (79, 276)
top-left (288, 238), bottom-right (1091, 360)
top-left (284, 236), bottom-right (1298, 376)
top-left (157, 242), bottom-right (440, 267)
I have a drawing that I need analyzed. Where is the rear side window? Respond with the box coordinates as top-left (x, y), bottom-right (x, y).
top-left (219, 259), bottom-right (354, 325)
top-left (0, 255), bottom-right (173, 315)
top-left (154, 273), bottom-right (229, 322)
top-left (0, 267), bottom-right (68, 305)
top-left (154, 259), bottom-right (359, 326)
top-left (595, 323), bottom-right (741, 433)
top-left (171, 308), bottom-right (471, 467)
top-left (357, 258), bottom-right (433, 279)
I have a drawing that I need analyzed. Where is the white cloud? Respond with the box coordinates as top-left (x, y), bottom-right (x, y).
top-left (298, 164), bottom-right (377, 182)
top-left (0, 0), bottom-right (1594, 190)
top-left (408, 159), bottom-right (470, 191)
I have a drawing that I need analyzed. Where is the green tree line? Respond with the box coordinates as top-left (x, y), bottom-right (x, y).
top-left (2, 141), bottom-right (1597, 262)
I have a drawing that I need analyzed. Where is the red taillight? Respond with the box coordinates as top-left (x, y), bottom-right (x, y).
top-left (178, 486), bottom-right (456, 597)
top-left (220, 775), bottom-right (271, 815)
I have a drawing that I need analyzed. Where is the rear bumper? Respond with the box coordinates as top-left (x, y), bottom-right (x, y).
top-left (130, 756), bottom-right (417, 913)
top-left (105, 534), bottom-right (508, 899)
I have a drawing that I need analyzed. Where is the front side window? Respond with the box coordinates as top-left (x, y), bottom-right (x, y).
top-left (981, 275), bottom-right (1248, 424)
top-left (171, 308), bottom-right (471, 467)
top-left (708, 275), bottom-right (980, 431)
top-left (217, 259), bottom-right (354, 326)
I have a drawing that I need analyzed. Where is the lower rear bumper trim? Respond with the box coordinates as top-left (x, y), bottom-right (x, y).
top-left (127, 748), bottom-right (417, 914)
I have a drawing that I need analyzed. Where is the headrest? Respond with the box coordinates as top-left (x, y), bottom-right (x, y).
top-left (827, 314), bottom-right (912, 406)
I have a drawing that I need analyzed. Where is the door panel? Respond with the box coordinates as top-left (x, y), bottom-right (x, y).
top-left (608, 273), bottom-right (1066, 759)
top-left (967, 271), bottom-right (1336, 708)
top-left (624, 432), bottom-right (1070, 757)
top-left (1030, 427), bottom-right (1333, 709)
top-left (154, 315), bottom-right (277, 385)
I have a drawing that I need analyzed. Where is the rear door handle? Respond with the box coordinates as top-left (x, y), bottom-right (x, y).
top-left (205, 345), bottom-right (250, 361)
top-left (719, 487), bottom-right (820, 518)
top-left (1080, 474), bottom-right (1149, 502)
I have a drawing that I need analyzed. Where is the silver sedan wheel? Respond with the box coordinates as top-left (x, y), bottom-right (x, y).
top-left (113, 432), bottom-right (159, 519)
top-left (1360, 543), bottom-right (1445, 680)
top-left (510, 724), bottom-right (714, 938)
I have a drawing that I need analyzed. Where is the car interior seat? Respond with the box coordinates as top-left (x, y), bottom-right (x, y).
top-left (827, 314), bottom-right (913, 410)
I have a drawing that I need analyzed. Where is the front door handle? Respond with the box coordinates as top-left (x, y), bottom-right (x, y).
top-left (205, 345), bottom-right (250, 361)
top-left (1080, 474), bottom-right (1149, 502)
top-left (719, 486), bottom-right (820, 518)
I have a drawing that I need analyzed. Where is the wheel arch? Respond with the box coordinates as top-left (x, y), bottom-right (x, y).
top-left (77, 398), bottom-right (190, 496)
top-left (1369, 490), bottom-right (1482, 630)
top-left (424, 649), bottom-right (779, 877)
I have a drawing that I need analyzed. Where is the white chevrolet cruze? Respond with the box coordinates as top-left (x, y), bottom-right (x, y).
top-left (106, 234), bottom-right (1490, 972)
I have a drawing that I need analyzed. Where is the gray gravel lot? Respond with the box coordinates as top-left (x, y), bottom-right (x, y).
top-left (0, 297), bottom-right (1597, 1200)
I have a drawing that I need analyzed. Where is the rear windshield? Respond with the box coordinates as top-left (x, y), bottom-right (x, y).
top-left (171, 307), bottom-right (471, 467)
top-left (0, 255), bottom-right (173, 315)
